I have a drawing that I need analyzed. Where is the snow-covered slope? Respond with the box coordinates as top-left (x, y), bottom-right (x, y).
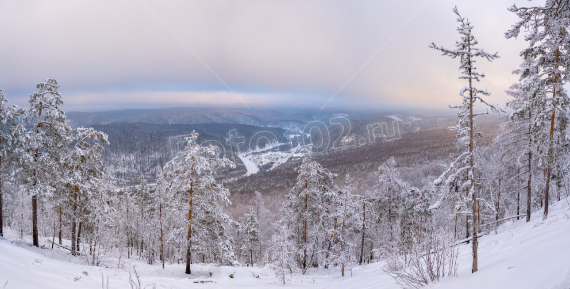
top-left (1, 199), bottom-right (569, 289)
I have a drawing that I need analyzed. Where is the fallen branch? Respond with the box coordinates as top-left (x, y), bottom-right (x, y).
top-left (480, 214), bottom-right (527, 227)
top-left (453, 232), bottom-right (486, 246)
top-left (48, 240), bottom-right (80, 255)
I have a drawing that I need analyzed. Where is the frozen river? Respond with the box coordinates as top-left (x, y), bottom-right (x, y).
top-left (238, 154), bottom-right (259, 175)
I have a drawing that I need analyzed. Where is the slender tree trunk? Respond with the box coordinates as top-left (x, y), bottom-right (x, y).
top-left (544, 48), bottom-right (560, 220)
top-left (0, 161), bottom-right (3, 238)
top-left (467, 36), bottom-right (478, 273)
top-left (0, 187), bottom-right (3, 238)
top-left (160, 202), bottom-right (164, 269)
top-left (303, 181), bottom-right (308, 270)
top-left (556, 136), bottom-right (561, 202)
top-left (51, 219), bottom-right (56, 249)
top-left (495, 178), bottom-right (501, 234)
top-left (527, 112), bottom-right (533, 223)
top-left (185, 181), bottom-right (193, 275)
top-left (58, 206), bottom-right (62, 244)
top-left (517, 168), bottom-right (520, 220)
top-left (454, 215), bottom-right (457, 239)
top-left (359, 201), bottom-right (365, 265)
top-left (0, 144), bottom-right (3, 237)
top-left (126, 198), bottom-right (130, 259)
top-left (32, 195), bottom-right (39, 247)
top-left (77, 221), bottom-right (83, 252)
top-left (465, 172), bottom-right (470, 242)
top-left (31, 109), bottom-right (43, 248)
top-left (465, 215), bottom-right (470, 241)
top-left (71, 186), bottom-right (78, 255)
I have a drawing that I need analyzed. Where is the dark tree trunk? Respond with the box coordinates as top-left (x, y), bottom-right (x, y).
top-left (0, 190), bottom-right (3, 238)
top-left (186, 182), bottom-right (193, 275)
top-left (544, 48), bottom-right (559, 220)
top-left (517, 168), bottom-right (521, 220)
top-left (58, 206), bottom-right (62, 245)
top-left (185, 234), bottom-right (191, 274)
top-left (359, 201), bottom-right (365, 265)
top-left (71, 220), bottom-right (76, 255)
top-left (71, 186), bottom-right (78, 255)
top-left (77, 222), bottom-right (83, 252)
top-left (32, 195), bottom-right (39, 247)
top-left (0, 149), bottom-right (2, 237)
top-left (526, 147), bottom-right (532, 222)
top-left (544, 166), bottom-right (551, 219)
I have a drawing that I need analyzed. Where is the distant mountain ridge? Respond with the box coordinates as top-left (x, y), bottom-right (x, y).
top-left (65, 107), bottom-right (407, 128)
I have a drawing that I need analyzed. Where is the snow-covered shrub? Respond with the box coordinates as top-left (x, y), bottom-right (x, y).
top-left (384, 229), bottom-right (458, 289)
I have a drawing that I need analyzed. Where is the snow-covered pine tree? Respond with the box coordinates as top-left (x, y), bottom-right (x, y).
top-left (154, 166), bottom-right (168, 268)
top-left (253, 191), bottom-right (273, 266)
top-left (64, 127), bottom-right (108, 255)
top-left (239, 206), bottom-right (261, 267)
top-left (163, 131), bottom-right (235, 274)
top-left (498, 58), bottom-right (541, 222)
top-left (20, 79), bottom-right (73, 247)
top-left (269, 223), bottom-right (296, 285)
top-left (506, 0), bottom-right (570, 220)
top-left (282, 149), bottom-right (336, 273)
top-left (0, 90), bottom-right (26, 237)
top-left (329, 174), bottom-right (360, 276)
top-left (374, 157), bottom-right (406, 251)
top-left (399, 186), bottom-right (432, 251)
top-left (430, 7), bottom-right (501, 273)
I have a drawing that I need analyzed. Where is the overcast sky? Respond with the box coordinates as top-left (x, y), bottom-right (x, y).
top-left (0, 0), bottom-right (535, 111)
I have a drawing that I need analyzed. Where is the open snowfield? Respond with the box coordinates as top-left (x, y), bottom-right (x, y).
top-left (1, 199), bottom-right (570, 289)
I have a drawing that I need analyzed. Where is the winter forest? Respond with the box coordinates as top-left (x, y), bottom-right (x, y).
top-left (2, 1), bottom-right (570, 289)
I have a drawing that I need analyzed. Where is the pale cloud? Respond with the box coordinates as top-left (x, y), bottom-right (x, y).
top-left (0, 0), bottom-right (533, 111)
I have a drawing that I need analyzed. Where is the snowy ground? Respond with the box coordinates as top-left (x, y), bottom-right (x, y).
top-left (1, 199), bottom-right (570, 289)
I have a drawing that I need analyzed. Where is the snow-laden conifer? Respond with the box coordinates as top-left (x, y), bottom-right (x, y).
top-left (163, 131), bottom-right (235, 274)
top-left (429, 7), bottom-right (501, 273)
top-left (20, 79), bottom-right (73, 247)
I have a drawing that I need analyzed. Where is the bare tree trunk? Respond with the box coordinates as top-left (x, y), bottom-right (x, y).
top-left (527, 112), bottom-right (533, 223)
top-left (185, 181), bottom-right (193, 275)
top-left (0, 187), bottom-right (3, 238)
top-left (126, 199), bottom-right (130, 259)
top-left (544, 48), bottom-right (560, 221)
top-left (77, 221), bottom-right (83, 252)
top-left (71, 186), bottom-right (78, 255)
top-left (466, 215), bottom-right (470, 241)
top-left (160, 202), bottom-right (164, 269)
top-left (454, 215), bottom-right (457, 239)
top-left (303, 181), bottom-right (308, 271)
top-left (556, 136), bottom-right (561, 202)
top-left (58, 206), bottom-right (62, 244)
top-left (495, 178), bottom-right (501, 235)
top-left (467, 35), bottom-right (478, 273)
top-left (517, 168), bottom-right (520, 220)
top-left (51, 219), bottom-right (56, 249)
top-left (0, 145), bottom-right (2, 237)
top-left (359, 201), bottom-right (365, 265)
top-left (32, 195), bottom-right (39, 247)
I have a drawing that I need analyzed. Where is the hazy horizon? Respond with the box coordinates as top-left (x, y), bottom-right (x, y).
top-left (0, 0), bottom-right (533, 112)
